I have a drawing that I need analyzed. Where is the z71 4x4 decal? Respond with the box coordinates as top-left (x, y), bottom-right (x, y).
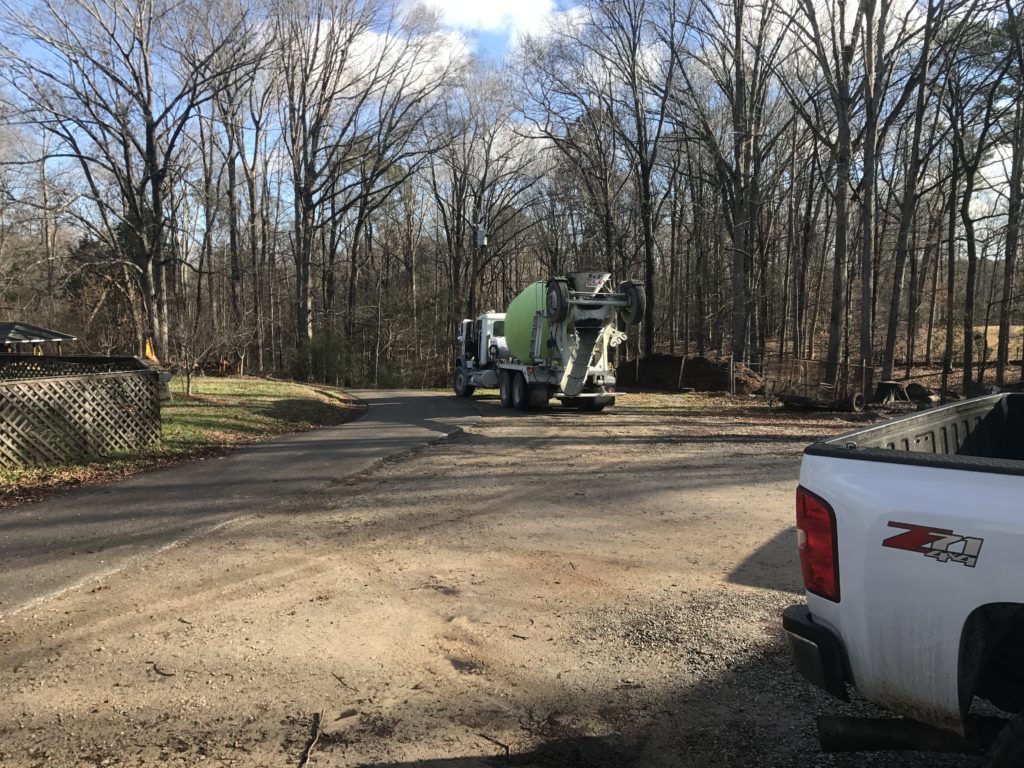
top-left (883, 522), bottom-right (984, 568)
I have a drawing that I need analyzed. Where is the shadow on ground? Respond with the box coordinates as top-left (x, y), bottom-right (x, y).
top-left (263, 397), bottom-right (360, 424)
top-left (728, 526), bottom-right (804, 594)
top-left (313, 638), bottom-right (985, 768)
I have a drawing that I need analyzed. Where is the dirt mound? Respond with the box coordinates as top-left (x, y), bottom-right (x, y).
top-left (616, 354), bottom-right (763, 394)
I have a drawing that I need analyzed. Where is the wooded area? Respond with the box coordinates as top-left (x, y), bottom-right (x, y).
top-left (0, 0), bottom-right (1022, 391)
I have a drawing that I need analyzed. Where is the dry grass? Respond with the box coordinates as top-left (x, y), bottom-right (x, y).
top-left (615, 390), bottom-right (886, 428)
top-left (973, 324), bottom-right (1024, 363)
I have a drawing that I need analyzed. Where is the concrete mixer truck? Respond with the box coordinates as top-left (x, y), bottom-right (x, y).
top-left (452, 272), bottom-right (646, 412)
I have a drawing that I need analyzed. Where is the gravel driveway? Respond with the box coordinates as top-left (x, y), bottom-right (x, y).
top-left (0, 393), bottom-right (984, 767)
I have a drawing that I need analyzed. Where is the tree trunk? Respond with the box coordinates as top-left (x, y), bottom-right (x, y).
top-left (998, 100), bottom-right (1023, 384)
top-left (227, 126), bottom-right (243, 327)
top-left (731, 0), bottom-right (749, 364)
top-left (942, 163), bottom-right (959, 398)
top-left (860, 0), bottom-right (877, 370)
top-left (926, 218), bottom-right (941, 367)
top-left (826, 120), bottom-right (851, 373)
top-left (882, 0), bottom-right (933, 378)
top-left (961, 164), bottom-right (981, 393)
top-left (294, 181), bottom-right (315, 358)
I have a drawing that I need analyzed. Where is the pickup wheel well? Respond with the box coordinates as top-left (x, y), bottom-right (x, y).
top-left (960, 603), bottom-right (1024, 716)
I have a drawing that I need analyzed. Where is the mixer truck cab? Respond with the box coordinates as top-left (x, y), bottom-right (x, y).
top-left (456, 314), bottom-right (507, 379)
top-left (453, 272), bottom-right (645, 413)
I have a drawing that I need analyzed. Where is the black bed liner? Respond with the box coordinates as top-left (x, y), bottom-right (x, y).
top-left (804, 394), bottom-right (1024, 477)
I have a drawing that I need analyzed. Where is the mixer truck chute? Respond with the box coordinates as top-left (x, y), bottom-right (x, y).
top-left (453, 272), bottom-right (645, 412)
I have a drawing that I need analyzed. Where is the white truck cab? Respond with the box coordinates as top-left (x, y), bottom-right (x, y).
top-left (456, 313), bottom-right (507, 389)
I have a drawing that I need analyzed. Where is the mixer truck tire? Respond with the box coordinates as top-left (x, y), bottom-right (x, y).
top-left (618, 281), bottom-right (647, 326)
top-left (453, 367), bottom-right (475, 398)
top-left (546, 279), bottom-right (569, 323)
top-left (499, 371), bottom-right (513, 408)
top-left (529, 383), bottom-right (551, 409)
top-left (511, 372), bottom-right (530, 411)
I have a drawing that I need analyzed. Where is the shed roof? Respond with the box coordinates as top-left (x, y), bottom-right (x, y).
top-left (0, 322), bottom-right (77, 345)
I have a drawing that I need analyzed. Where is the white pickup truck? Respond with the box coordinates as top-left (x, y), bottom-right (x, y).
top-left (783, 393), bottom-right (1024, 764)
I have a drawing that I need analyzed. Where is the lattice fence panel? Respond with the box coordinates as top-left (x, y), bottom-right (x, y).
top-left (0, 370), bottom-right (161, 468)
top-left (0, 355), bottom-right (144, 381)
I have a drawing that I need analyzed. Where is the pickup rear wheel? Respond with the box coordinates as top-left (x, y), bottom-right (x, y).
top-left (498, 371), bottom-right (513, 408)
top-left (988, 713), bottom-right (1024, 768)
top-left (511, 372), bottom-right (530, 411)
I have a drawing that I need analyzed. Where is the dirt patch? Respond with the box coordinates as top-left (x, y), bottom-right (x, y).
top-left (0, 394), bottom-right (978, 767)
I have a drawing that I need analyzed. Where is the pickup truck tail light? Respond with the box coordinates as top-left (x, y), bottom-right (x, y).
top-left (796, 486), bottom-right (840, 602)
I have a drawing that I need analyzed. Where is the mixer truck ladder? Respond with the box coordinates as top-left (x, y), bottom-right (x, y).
top-left (529, 312), bottom-right (545, 362)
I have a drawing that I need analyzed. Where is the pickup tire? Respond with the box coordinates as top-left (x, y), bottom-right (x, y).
top-left (988, 714), bottom-right (1024, 768)
top-left (511, 372), bottom-right (530, 411)
top-left (453, 367), bottom-right (475, 398)
top-left (499, 371), bottom-right (513, 408)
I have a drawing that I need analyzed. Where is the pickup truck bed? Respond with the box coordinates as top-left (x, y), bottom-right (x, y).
top-left (806, 392), bottom-right (1024, 470)
top-left (784, 393), bottom-right (1024, 748)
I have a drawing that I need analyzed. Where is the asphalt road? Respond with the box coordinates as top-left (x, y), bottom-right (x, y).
top-left (0, 389), bottom-right (479, 618)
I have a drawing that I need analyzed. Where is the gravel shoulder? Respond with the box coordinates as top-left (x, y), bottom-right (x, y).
top-left (0, 394), bottom-right (982, 767)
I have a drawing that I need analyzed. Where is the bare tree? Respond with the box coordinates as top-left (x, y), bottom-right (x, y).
top-left (274, 0), bottom-right (460, 376)
top-left (880, 0), bottom-right (949, 378)
top-left (518, 32), bottom-right (630, 273)
top-left (997, 0), bottom-right (1024, 384)
top-left (784, 0), bottom-right (865, 374)
top-left (429, 70), bottom-right (542, 324)
top-left (938, 15), bottom-right (1010, 392)
top-left (522, 0), bottom-right (678, 356)
top-left (667, 0), bottom-right (791, 363)
top-left (0, 0), bottom-right (260, 360)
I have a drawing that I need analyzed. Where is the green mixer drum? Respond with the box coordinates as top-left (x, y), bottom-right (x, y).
top-left (504, 281), bottom-right (549, 362)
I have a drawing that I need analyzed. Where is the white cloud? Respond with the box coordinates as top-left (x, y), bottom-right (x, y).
top-left (418, 0), bottom-right (556, 39)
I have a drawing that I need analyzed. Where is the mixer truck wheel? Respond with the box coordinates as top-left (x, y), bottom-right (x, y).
top-left (618, 281), bottom-right (646, 326)
top-left (528, 383), bottom-right (551, 409)
top-left (546, 279), bottom-right (569, 323)
top-left (499, 371), bottom-right (513, 408)
top-left (511, 373), bottom-right (530, 411)
top-left (453, 367), bottom-right (475, 398)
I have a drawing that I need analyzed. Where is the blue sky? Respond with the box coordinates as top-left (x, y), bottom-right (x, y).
top-left (417, 0), bottom-right (562, 57)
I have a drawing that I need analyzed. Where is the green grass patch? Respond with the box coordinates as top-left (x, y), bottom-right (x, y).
top-left (0, 377), bottom-right (363, 507)
top-left (161, 377), bottom-right (359, 453)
